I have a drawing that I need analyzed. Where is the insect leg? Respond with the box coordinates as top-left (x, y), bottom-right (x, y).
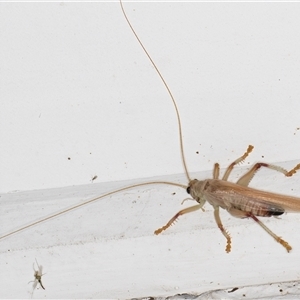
top-left (222, 145), bottom-right (254, 181)
top-left (237, 162), bottom-right (300, 187)
top-left (213, 163), bottom-right (220, 179)
top-left (28, 279), bottom-right (37, 286)
top-left (30, 280), bottom-right (38, 299)
top-left (213, 206), bottom-right (231, 253)
top-left (250, 214), bottom-right (292, 252)
top-left (154, 205), bottom-right (203, 235)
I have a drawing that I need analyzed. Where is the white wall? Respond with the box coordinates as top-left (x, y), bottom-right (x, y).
top-left (1, 2), bottom-right (300, 193)
top-left (2, 169), bottom-right (300, 298)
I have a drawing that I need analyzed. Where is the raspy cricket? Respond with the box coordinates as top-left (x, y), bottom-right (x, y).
top-left (1, 1), bottom-right (300, 257)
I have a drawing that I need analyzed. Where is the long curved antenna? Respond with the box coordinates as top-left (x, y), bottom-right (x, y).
top-left (0, 181), bottom-right (186, 241)
top-left (120, 0), bottom-right (191, 182)
top-left (1, 4), bottom-right (192, 242)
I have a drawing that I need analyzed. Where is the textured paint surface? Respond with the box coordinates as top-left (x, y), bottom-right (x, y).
top-left (1, 2), bottom-right (300, 192)
top-left (1, 162), bottom-right (300, 298)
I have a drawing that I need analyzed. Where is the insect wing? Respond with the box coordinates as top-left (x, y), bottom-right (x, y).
top-left (32, 280), bottom-right (38, 290)
top-left (206, 179), bottom-right (300, 216)
top-left (38, 265), bottom-right (43, 275)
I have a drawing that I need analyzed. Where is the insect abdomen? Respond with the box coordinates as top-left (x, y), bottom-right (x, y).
top-left (238, 199), bottom-right (284, 217)
top-left (266, 207), bottom-right (284, 216)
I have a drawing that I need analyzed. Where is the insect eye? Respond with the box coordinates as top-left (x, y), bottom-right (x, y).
top-left (186, 186), bottom-right (190, 194)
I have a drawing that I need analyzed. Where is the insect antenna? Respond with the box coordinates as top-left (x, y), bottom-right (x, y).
top-left (120, 0), bottom-right (191, 183)
top-left (1, 1), bottom-right (191, 241)
top-left (0, 181), bottom-right (186, 241)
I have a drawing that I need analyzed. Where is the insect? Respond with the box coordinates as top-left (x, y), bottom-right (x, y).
top-left (28, 259), bottom-right (45, 297)
top-left (1, 1), bottom-right (300, 255)
top-left (91, 175), bottom-right (98, 183)
top-left (154, 145), bottom-right (300, 252)
top-left (119, 0), bottom-right (300, 253)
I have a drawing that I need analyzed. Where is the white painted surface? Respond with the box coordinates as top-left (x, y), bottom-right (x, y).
top-left (2, 2), bottom-right (300, 299)
top-left (2, 162), bottom-right (300, 298)
top-left (1, 2), bottom-right (300, 193)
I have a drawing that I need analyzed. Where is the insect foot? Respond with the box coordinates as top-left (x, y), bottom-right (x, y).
top-left (286, 164), bottom-right (300, 177)
top-left (277, 237), bottom-right (292, 253)
top-left (225, 237), bottom-right (232, 253)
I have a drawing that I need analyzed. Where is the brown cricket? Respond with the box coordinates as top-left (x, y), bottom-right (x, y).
top-left (155, 145), bottom-right (300, 253)
top-left (119, 1), bottom-right (300, 253)
top-left (1, 1), bottom-right (300, 253)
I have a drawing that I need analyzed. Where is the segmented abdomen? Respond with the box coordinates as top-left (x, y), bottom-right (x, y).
top-left (235, 197), bottom-right (284, 217)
